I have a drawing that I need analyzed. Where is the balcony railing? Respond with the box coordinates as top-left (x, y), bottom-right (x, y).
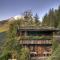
top-left (8, 59), bottom-right (16, 60)
top-left (19, 26), bottom-right (56, 30)
top-left (19, 36), bottom-right (52, 40)
top-left (20, 40), bottom-right (52, 44)
top-left (31, 57), bottom-right (48, 60)
top-left (30, 51), bottom-right (52, 55)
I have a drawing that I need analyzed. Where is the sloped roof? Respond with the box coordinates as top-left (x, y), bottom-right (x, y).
top-left (19, 26), bottom-right (60, 31)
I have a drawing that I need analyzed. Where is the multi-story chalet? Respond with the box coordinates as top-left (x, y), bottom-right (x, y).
top-left (18, 26), bottom-right (59, 60)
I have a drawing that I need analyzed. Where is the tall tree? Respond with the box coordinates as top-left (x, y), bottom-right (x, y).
top-left (34, 13), bottom-right (40, 25)
top-left (23, 10), bottom-right (35, 26)
top-left (42, 8), bottom-right (57, 27)
top-left (42, 14), bottom-right (48, 26)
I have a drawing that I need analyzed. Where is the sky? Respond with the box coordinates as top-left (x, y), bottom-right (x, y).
top-left (0, 0), bottom-right (60, 21)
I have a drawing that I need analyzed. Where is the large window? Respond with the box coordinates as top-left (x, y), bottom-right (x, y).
top-left (27, 31), bottom-right (52, 36)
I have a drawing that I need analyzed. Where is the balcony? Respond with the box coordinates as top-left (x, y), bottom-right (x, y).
top-left (19, 26), bottom-right (59, 31)
top-left (19, 36), bottom-right (52, 40)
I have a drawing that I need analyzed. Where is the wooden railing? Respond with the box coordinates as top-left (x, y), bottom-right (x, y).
top-left (30, 51), bottom-right (52, 55)
top-left (8, 59), bottom-right (16, 60)
top-left (31, 57), bottom-right (48, 60)
top-left (19, 26), bottom-right (55, 30)
top-left (20, 40), bottom-right (52, 44)
top-left (19, 36), bottom-right (52, 40)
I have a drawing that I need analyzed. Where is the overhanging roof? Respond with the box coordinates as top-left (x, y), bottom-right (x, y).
top-left (19, 26), bottom-right (60, 31)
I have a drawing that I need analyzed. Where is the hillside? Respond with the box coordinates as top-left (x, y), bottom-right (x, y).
top-left (0, 20), bottom-right (9, 32)
top-left (0, 32), bottom-right (6, 46)
top-left (0, 16), bottom-right (24, 32)
top-left (0, 16), bottom-right (23, 45)
top-left (0, 20), bottom-right (9, 46)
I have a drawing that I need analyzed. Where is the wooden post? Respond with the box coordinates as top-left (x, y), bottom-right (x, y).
top-left (25, 31), bottom-right (27, 36)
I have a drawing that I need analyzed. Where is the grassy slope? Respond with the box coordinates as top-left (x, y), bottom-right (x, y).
top-left (0, 32), bottom-right (6, 46)
top-left (0, 23), bottom-right (9, 32)
top-left (0, 21), bottom-right (9, 46)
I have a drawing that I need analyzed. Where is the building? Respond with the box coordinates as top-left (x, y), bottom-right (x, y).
top-left (18, 26), bottom-right (60, 60)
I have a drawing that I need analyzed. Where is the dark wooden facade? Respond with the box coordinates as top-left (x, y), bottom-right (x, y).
top-left (18, 27), bottom-right (59, 60)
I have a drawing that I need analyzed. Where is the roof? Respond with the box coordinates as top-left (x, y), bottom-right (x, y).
top-left (19, 26), bottom-right (60, 31)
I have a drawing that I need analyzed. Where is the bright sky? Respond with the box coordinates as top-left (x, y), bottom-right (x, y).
top-left (0, 0), bottom-right (60, 21)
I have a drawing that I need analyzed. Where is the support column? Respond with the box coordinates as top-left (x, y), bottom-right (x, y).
top-left (25, 31), bottom-right (27, 36)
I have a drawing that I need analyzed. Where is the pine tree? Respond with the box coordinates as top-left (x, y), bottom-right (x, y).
top-left (34, 13), bottom-right (40, 25)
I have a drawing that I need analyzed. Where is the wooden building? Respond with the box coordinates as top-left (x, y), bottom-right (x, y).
top-left (18, 26), bottom-right (60, 60)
